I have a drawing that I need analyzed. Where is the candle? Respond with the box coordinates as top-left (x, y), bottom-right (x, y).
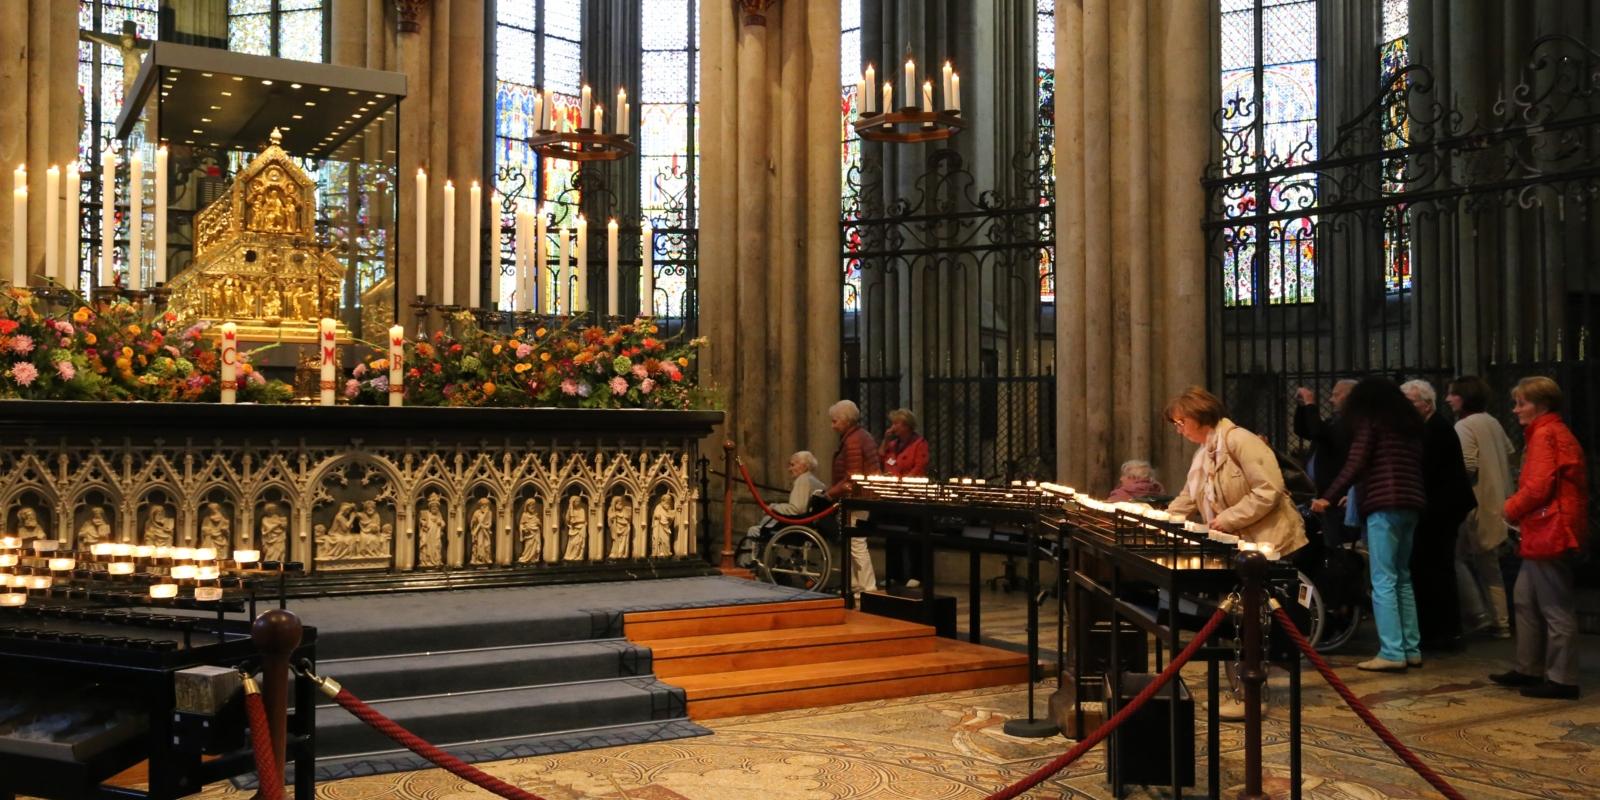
top-left (415, 168), bottom-right (428, 298)
top-left (112, 543), bottom-right (132, 557)
top-left (44, 165), bottom-right (59, 284)
top-left (922, 80), bottom-right (934, 120)
top-left (942, 62), bottom-right (953, 107)
top-left (134, 545), bottom-right (153, 558)
top-left (580, 84), bottom-right (592, 129)
top-left (108, 561), bottom-right (135, 575)
top-left (10, 184), bottom-right (24, 288)
top-left (468, 181), bottom-right (481, 307)
top-left (511, 203), bottom-right (525, 310)
top-left (388, 324), bottom-right (404, 406)
top-left (534, 91), bottom-right (545, 132)
top-left (903, 59), bottom-right (915, 106)
top-left (606, 217), bottom-right (619, 314)
top-left (882, 83), bottom-right (893, 118)
top-left (64, 161), bottom-right (79, 293)
top-left (574, 215), bottom-right (587, 313)
top-left (518, 207), bottom-right (533, 310)
top-left (616, 87), bottom-right (628, 131)
top-left (641, 219), bottom-right (654, 316)
top-left (594, 104), bottom-right (604, 136)
top-left (47, 557), bottom-right (75, 572)
top-left (26, 576), bottom-right (49, 590)
top-left (319, 317), bottom-right (337, 406)
top-left (196, 565), bottom-right (219, 580)
top-left (0, 593), bottom-right (25, 606)
top-left (154, 145), bottom-right (167, 284)
top-left (441, 179), bottom-right (455, 305)
top-left (128, 152), bottom-right (142, 290)
top-left (864, 64), bottom-right (876, 113)
top-left (91, 542), bottom-right (113, 557)
top-left (149, 583), bottom-right (177, 599)
top-left (195, 586), bottom-right (223, 602)
top-left (542, 88), bottom-right (554, 130)
top-left (534, 205), bottom-right (548, 314)
top-left (219, 322), bottom-right (237, 404)
top-left (234, 549), bottom-right (261, 565)
top-left (100, 150), bottom-right (114, 287)
top-left (950, 73), bottom-right (961, 112)
top-left (557, 226), bottom-right (570, 313)
top-left (172, 547), bottom-right (194, 560)
top-left (855, 76), bottom-right (867, 115)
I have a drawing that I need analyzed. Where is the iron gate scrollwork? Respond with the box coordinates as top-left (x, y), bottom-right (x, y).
top-left (1205, 34), bottom-right (1600, 518)
top-left (842, 149), bottom-right (1055, 480)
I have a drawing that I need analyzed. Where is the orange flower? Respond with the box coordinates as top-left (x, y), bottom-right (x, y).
top-left (535, 327), bottom-right (548, 338)
top-left (514, 362), bottom-right (531, 373)
top-left (483, 382), bottom-right (497, 395)
top-left (120, 346), bottom-right (133, 358)
top-left (126, 324), bottom-right (141, 336)
top-left (539, 352), bottom-right (551, 362)
top-left (677, 357), bottom-right (689, 367)
top-left (239, 363), bottom-right (254, 375)
top-left (72, 307), bottom-right (91, 324)
top-left (84, 333), bottom-right (97, 345)
top-left (492, 344), bottom-right (503, 355)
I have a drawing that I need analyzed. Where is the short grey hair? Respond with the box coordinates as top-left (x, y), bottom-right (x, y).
top-left (1119, 459), bottom-right (1154, 481)
top-left (791, 450), bottom-right (818, 471)
top-left (828, 399), bottom-right (861, 424)
top-left (1400, 378), bottom-right (1436, 409)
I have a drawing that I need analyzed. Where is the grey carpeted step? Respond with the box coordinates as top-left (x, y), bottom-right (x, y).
top-left (308, 609), bottom-right (617, 660)
top-left (320, 639), bottom-right (653, 700)
top-left (313, 676), bottom-right (687, 757)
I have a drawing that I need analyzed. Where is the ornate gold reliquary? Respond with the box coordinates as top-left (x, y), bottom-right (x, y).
top-left (169, 128), bottom-right (347, 342)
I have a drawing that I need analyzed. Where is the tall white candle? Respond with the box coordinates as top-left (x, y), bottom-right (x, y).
top-left (864, 64), bottom-right (876, 113)
top-left (219, 322), bottom-right (237, 404)
top-left (43, 166), bottom-right (59, 284)
top-left (557, 226), bottom-right (570, 314)
top-left (903, 60), bottom-right (915, 106)
top-left (533, 92), bottom-right (545, 132)
top-left (641, 219), bottom-right (654, 316)
top-left (606, 218), bottom-right (619, 315)
top-left (512, 204), bottom-right (527, 310)
top-left (855, 76), bottom-right (866, 114)
top-left (441, 180), bottom-right (455, 305)
top-left (467, 181), bottom-right (481, 308)
top-left (414, 168), bottom-right (427, 299)
top-left (594, 105), bottom-right (604, 136)
top-left (318, 318), bottom-right (337, 406)
top-left (100, 151), bottom-right (114, 287)
top-left (388, 325), bottom-right (404, 407)
top-left (128, 153), bottom-right (142, 290)
top-left (518, 207), bottom-right (533, 311)
top-left (574, 214), bottom-right (587, 313)
top-left (534, 206), bottom-right (548, 314)
top-left (580, 85), bottom-right (592, 129)
top-left (63, 161), bottom-right (79, 293)
top-left (543, 88), bottom-right (554, 131)
top-left (10, 183), bottom-right (25, 288)
top-left (942, 62), bottom-right (953, 107)
top-left (922, 80), bottom-right (933, 114)
top-left (882, 83), bottom-right (893, 117)
top-left (154, 145), bottom-right (167, 285)
top-left (617, 88), bottom-right (629, 132)
top-left (950, 73), bottom-right (961, 113)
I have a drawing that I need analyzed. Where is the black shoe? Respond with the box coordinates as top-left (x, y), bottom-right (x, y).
top-left (1489, 670), bottom-right (1543, 688)
top-left (1520, 681), bottom-right (1581, 700)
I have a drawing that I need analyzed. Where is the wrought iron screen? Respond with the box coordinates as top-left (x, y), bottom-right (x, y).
top-left (1205, 33), bottom-right (1600, 510)
top-left (842, 150), bottom-right (1055, 481)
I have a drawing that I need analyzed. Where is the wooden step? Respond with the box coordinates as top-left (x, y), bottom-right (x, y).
top-left (623, 598), bottom-right (845, 639)
top-left (639, 612), bottom-right (938, 677)
top-left (670, 638), bottom-right (1031, 718)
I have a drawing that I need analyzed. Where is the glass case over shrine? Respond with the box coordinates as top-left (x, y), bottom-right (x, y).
top-left (114, 42), bottom-right (406, 342)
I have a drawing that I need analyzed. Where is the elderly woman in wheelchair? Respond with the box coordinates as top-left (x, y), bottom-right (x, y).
top-left (736, 451), bottom-right (839, 589)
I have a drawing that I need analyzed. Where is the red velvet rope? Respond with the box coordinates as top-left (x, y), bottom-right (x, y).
top-left (985, 604), bottom-right (1232, 800)
top-left (243, 686), bottom-right (284, 800)
top-left (1272, 605), bottom-right (1468, 800)
top-left (736, 459), bottom-right (841, 526)
top-left (329, 687), bottom-right (548, 800)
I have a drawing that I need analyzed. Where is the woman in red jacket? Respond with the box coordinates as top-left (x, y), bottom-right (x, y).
top-left (879, 408), bottom-right (929, 589)
top-left (1490, 377), bottom-right (1588, 700)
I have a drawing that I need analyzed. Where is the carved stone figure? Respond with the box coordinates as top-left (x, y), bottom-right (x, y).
top-left (320, 501), bottom-right (358, 560)
top-left (356, 500), bottom-right (383, 536)
top-left (563, 495), bottom-right (589, 562)
top-left (417, 493), bottom-right (445, 568)
top-left (469, 497), bottom-right (494, 565)
top-left (516, 498), bottom-right (542, 564)
top-left (77, 506), bottom-right (112, 548)
top-left (259, 502), bottom-right (288, 562)
top-left (651, 493), bottom-right (677, 557)
top-left (607, 495), bottom-right (633, 560)
top-left (199, 502), bottom-right (232, 553)
top-left (143, 505), bottom-right (175, 548)
top-left (14, 507), bottom-right (46, 540)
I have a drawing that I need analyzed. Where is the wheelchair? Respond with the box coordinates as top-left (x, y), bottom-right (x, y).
top-left (734, 495), bottom-right (840, 592)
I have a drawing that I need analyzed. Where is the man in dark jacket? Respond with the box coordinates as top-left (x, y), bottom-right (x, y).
top-left (1403, 379), bottom-right (1477, 651)
top-left (1295, 379), bottom-right (1357, 543)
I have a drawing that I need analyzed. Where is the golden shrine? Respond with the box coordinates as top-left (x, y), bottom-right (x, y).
top-left (168, 127), bottom-right (347, 342)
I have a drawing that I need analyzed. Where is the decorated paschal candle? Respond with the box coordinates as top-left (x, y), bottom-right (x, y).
top-left (319, 318), bottom-right (337, 405)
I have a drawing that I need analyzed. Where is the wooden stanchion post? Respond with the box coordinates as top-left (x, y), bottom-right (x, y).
top-left (252, 608), bottom-right (303, 779)
top-left (1236, 551), bottom-right (1269, 800)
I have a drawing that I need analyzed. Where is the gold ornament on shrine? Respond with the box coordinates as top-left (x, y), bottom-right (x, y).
top-left (168, 128), bottom-right (347, 342)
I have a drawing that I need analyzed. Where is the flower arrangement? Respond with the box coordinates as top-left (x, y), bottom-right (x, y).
top-left (0, 289), bottom-right (293, 403)
top-left (346, 313), bottom-right (711, 409)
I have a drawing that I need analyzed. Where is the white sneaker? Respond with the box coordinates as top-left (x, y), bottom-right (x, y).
top-left (904, 579), bottom-right (921, 589)
top-left (1217, 696), bottom-right (1247, 721)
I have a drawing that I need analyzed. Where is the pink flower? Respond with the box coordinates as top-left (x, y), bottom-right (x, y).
top-left (631, 364), bottom-right (648, 379)
top-left (51, 320), bottom-right (73, 335)
top-left (344, 379), bottom-right (360, 398)
top-left (352, 363), bottom-right (368, 379)
top-left (516, 343), bottom-right (533, 359)
top-left (248, 371), bottom-right (265, 385)
top-left (663, 363), bottom-right (682, 381)
top-left (9, 362), bottom-right (37, 386)
top-left (609, 376), bottom-right (628, 395)
top-left (640, 378), bottom-right (655, 394)
top-left (561, 378), bottom-right (579, 396)
top-left (54, 360), bottom-right (74, 381)
top-left (9, 335), bottom-right (33, 356)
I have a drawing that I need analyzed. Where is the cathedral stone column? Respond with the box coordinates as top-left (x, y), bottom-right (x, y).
top-left (1054, 0), bottom-right (1212, 491)
top-left (701, 1), bottom-right (842, 499)
top-left (0, 1), bottom-right (78, 286)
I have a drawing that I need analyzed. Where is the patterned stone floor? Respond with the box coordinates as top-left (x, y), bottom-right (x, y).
top-left (178, 631), bottom-right (1597, 799)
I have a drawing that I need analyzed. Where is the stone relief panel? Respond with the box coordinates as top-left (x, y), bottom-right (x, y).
top-left (311, 459), bottom-right (395, 572)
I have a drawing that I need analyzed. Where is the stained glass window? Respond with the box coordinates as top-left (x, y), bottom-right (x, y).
top-left (1380, 0), bottom-right (1412, 294)
top-left (1036, 0), bottom-right (1055, 303)
top-left (227, 1), bottom-right (326, 62)
top-left (639, 0), bottom-right (699, 319)
top-left (840, 0), bottom-right (862, 313)
top-left (77, 0), bottom-right (161, 292)
top-left (1218, 0), bottom-right (1318, 306)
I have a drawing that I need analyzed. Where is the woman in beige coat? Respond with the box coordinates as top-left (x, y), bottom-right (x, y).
top-left (1165, 387), bottom-right (1308, 558)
